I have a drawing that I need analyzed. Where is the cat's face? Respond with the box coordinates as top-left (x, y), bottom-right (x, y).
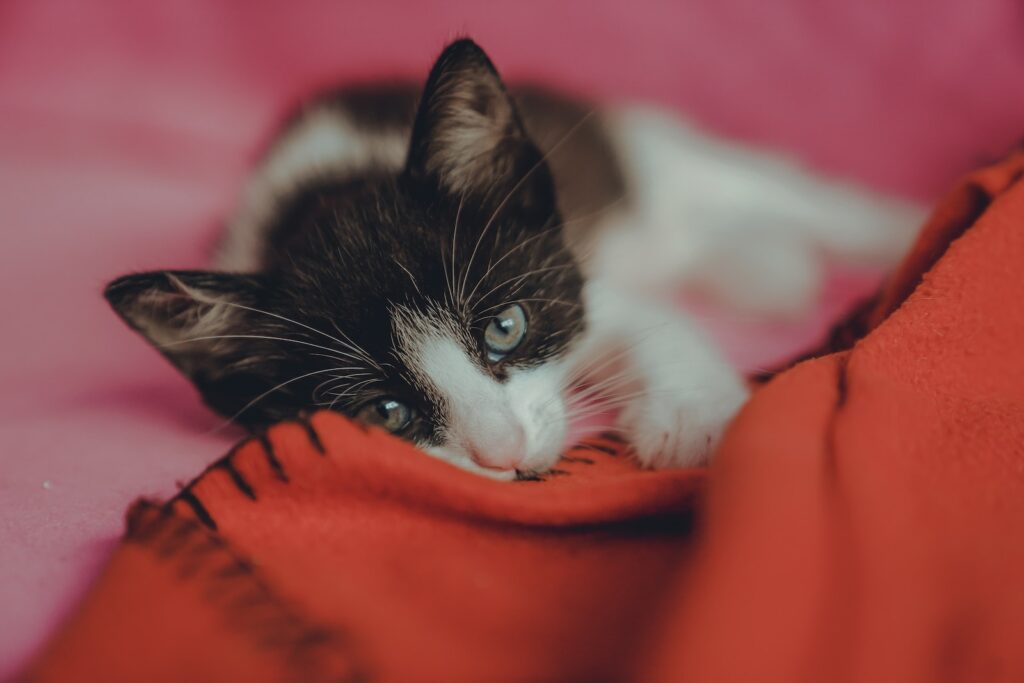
top-left (105, 40), bottom-right (587, 478)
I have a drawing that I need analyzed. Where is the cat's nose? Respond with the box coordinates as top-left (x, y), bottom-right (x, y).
top-left (468, 424), bottom-right (527, 471)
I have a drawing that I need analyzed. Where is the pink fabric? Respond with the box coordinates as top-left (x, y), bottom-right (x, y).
top-left (2, 1), bottom-right (1022, 677)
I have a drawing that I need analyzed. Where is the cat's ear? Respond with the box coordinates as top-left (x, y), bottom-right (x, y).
top-left (104, 270), bottom-right (268, 382)
top-left (404, 39), bottom-right (556, 217)
top-left (105, 271), bottom-right (304, 427)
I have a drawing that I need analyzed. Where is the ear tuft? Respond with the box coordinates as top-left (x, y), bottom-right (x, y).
top-left (104, 271), bottom-right (264, 376)
top-left (405, 39), bottom-right (554, 214)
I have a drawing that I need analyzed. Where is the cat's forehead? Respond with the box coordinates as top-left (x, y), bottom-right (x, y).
top-left (289, 192), bottom-right (557, 305)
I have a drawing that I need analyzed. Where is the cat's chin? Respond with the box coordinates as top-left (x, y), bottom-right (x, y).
top-left (471, 466), bottom-right (520, 482)
top-left (421, 445), bottom-right (521, 481)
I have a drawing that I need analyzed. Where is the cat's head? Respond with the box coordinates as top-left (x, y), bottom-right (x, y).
top-left (105, 39), bottom-right (587, 478)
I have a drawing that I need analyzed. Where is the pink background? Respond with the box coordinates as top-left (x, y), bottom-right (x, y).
top-left (2, 1), bottom-right (1023, 677)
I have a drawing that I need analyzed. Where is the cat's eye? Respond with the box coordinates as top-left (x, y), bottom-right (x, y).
top-left (357, 398), bottom-right (413, 433)
top-left (484, 303), bottom-right (527, 362)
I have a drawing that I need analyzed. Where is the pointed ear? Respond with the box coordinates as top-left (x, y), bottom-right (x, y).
top-left (404, 39), bottom-right (556, 216)
top-left (104, 270), bottom-right (267, 380)
top-left (105, 271), bottom-right (306, 427)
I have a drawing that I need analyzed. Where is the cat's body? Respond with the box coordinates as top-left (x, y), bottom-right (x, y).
top-left (218, 82), bottom-right (923, 314)
top-left (106, 39), bottom-right (922, 478)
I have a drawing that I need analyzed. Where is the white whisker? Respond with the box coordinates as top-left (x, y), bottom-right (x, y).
top-left (472, 263), bottom-right (575, 309)
top-left (208, 365), bottom-right (359, 432)
top-left (448, 191), bottom-right (467, 310)
top-left (328, 320), bottom-right (386, 371)
top-left (476, 297), bottom-right (580, 315)
top-left (168, 276), bottom-right (372, 365)
top-left (395, 260), bottom-right (423, 299)
top-left (464, 222), bottom-right (563, 305)
top-left (309, 352), bottom-right (375, 368)
top-left (459, 111), bottom-right (595, 306)
top-left (312, 371), bottom-right (374, 401)
top-left (163, 334), bottom-right (366, 359)
top-left (323, 377), bottom-right (379, 411)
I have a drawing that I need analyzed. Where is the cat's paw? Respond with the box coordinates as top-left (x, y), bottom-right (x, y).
top-left (618, 384), bottom-right (748, 469)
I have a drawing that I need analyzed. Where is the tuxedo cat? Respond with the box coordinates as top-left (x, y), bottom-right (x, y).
top-left (105, 39), bottom-right (920, 479)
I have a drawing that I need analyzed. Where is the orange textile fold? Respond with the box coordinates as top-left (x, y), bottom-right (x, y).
top-left (25, 428), bottom-right (702, 683)
top-left (23, 151), bottom-right (1024, 683)
top-left (643, 149), bottom-right (1024, 683)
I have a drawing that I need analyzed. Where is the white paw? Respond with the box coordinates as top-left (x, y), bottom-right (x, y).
top-left (618, 384), bottom-right (748, 469)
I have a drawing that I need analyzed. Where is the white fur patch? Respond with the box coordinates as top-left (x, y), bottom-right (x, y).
top-left (393, 306), bottom-right (568, 474)
top-left (388, 281), bottom-right (749, 476)
top-left (563, 279), bottom-right (750, 468)
top-left (588, 105), bottom-right (926, 316)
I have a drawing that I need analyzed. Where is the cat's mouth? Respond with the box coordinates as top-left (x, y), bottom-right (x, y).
top-left (421, 445), bottom-right (522, 481)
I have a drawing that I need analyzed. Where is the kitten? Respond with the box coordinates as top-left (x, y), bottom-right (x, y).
top-left (105, 38), bottom-right (919, 479)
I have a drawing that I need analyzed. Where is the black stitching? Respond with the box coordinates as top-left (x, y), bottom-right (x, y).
top-left (581, 442), bottom-right (618, 456)
top-left (213, 557), bottom-right (256, 581)
top-left (167, 440), bottom-right (248, 508)
top-left (292, 626), bottom-right (335, 649)
top-left (157, 515), bottom-right (199, 558)
top-left (126, 502), bottom-right (170, 542)
top-left (547, 468), bottom-right (570, 476)
top-left (560, 455), bottom-right (594, 465)
top-left (255, 615), bottom-right (304, 650)
top-left (257, 433), bottom-right (290, 483)
top-left (217, 458), bottom-right (257, 500)
top-left (179, 489), bottom-right (218, 530)
top-left (296, 414), bottom-right (326, 455)
top-left (172, 530), bottom-right (224, 576)
top-left (175, 539), bottom-right (220, 580)
top-left (124, 502), bottom-right (367, 682)
top-left (598, 431), bottom-right (626, 444)
top-left (229, 587), bottom-right (274, 613)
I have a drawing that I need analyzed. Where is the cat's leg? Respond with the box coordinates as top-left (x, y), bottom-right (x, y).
top-left (568, 279), bottom-right (749, 468)
top-left (588, 105), bottom-right (925, 316)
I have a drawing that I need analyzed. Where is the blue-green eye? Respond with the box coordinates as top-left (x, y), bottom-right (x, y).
top-left (484, 304), bottom-right (527, 362)
top-left (357, 397), bottom-right (413, 433)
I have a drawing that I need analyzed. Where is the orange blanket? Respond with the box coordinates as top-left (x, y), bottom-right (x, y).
top-left (23, 151), bottom-right (1024, 683)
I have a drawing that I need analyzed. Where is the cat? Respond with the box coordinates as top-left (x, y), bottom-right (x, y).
top-left (104, 38), bottom-right (922, 479)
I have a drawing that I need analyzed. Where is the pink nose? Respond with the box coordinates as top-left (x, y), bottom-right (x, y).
top-left (468, 425), bottom-right (527, 470)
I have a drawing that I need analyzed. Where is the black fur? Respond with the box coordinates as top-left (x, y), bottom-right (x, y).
top-left (105, 39), bottom-right (586, 443)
